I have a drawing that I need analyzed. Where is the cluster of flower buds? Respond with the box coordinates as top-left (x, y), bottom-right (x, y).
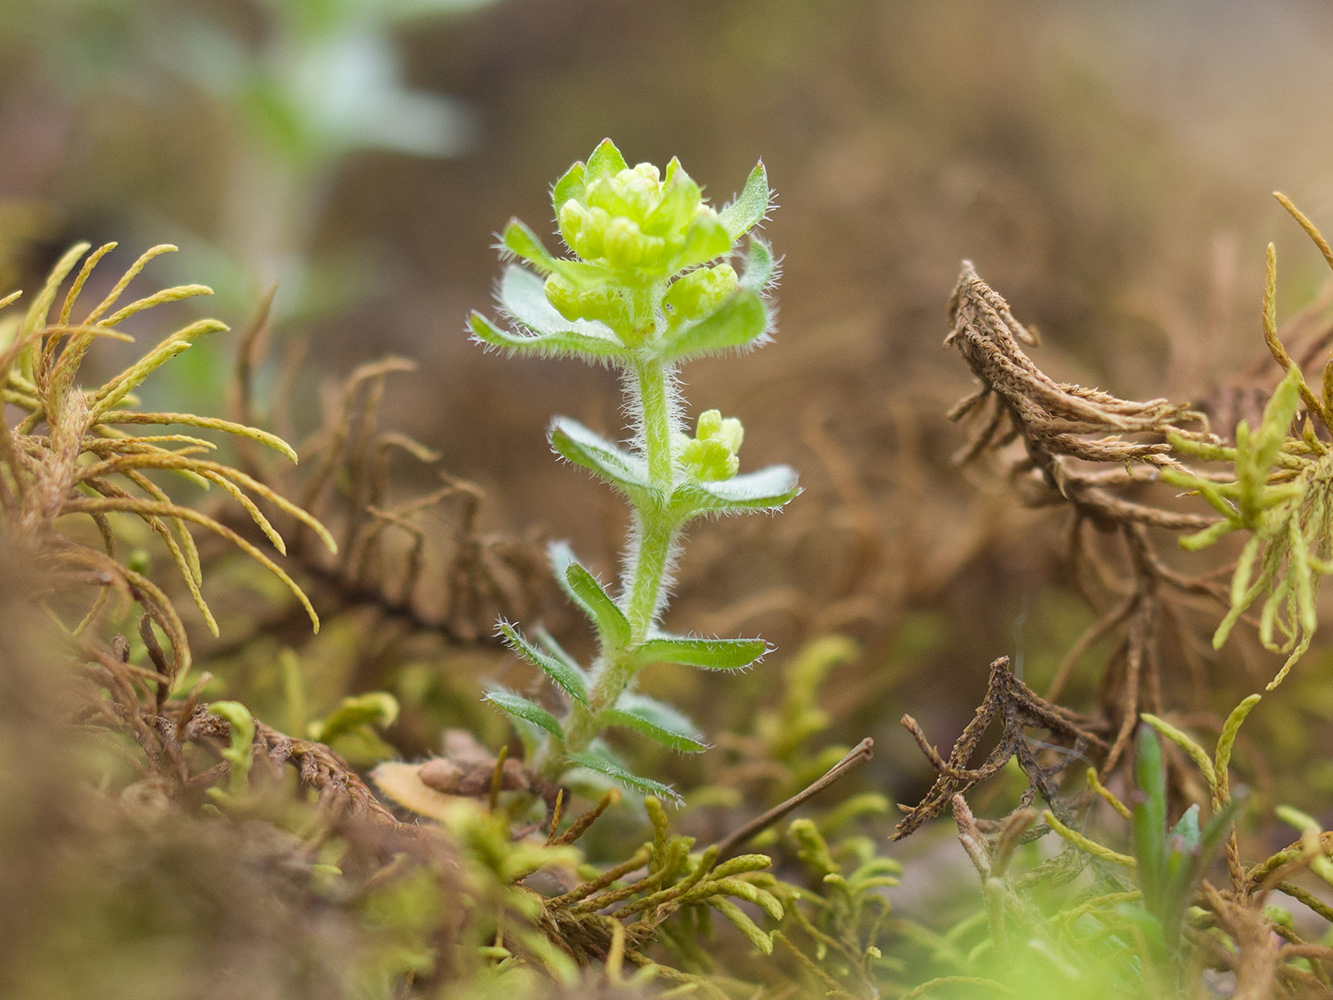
top-left (543, 150), bottom-right (734, 335)
top-left (663, 263), bottom-right (739, 328)
top-left (474, 137), bottom-right (774, 356)
top-left (555, 159), bottom-right (730, 275)
top-left (675, 409), bottom-right (744, 482)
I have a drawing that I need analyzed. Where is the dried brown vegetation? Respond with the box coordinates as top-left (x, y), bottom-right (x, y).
top-left (890, 227), bottom-right (1333, 995)
top-left (942, 261), bottom-right (1233, 771)
top-left (894, 655), bottom-right (1105, 840)
top-left (219, 292), bottom-right (554, 648)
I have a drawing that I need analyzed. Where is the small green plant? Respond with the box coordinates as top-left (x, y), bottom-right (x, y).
top-left (1127, 722), bottom-right (1243, 961)
top-left (913, 707), bottom-right (1300, 998)
top-left (206, 699), bottom-right (256, 799)
top-left (1162, 196), bottom-right (1333, 688)
top-left (469, 138), bottom-right (796, 796)
top-left (774, 815), bottom-right (902, 996)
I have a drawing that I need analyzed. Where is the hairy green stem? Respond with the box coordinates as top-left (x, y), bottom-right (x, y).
top-left (624, 357), bottom-right (678, 640)
top-left (624, 505), bottom-right (676, 642)
top-left (543, 355), bottom-right (681, 773)
top-left (635, 359), bottom-right (674, 486)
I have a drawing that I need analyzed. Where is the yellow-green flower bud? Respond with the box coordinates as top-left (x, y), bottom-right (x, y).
top-left (615, 164), bottom-right (662, 221)
top-left (664, 264), bottom-right (739, 324)
top-left (677, 409), bottom-right (744, 481)
top-left (643, 164), bottom-right (701, 237)
top-left (544, 274), bottom-right (629, 329)
top-left (585, 176), bottom-right (633, 220)
top-left (558, 199), bottom-right (602, 259)
top-left (602, 217), bottom-right (658, 269)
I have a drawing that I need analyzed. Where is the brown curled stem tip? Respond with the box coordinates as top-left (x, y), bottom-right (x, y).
top-left (893, 656), bottom-right (1106, 841)
top-left (713, 737), bottom-right (874, 860)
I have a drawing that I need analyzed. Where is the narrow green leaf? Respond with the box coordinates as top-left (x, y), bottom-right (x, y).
top-left (1291, 522), bottom-right (1317, 636)
top-left (497, 621), bottom-right (588, 705)
top-left (1198, 794), bottom-right (1244, 867)
top-left (84, 244), bottom-right (181, 325)
top-left (90, 319), bottom-right (229, 417)
top-left (718, 162), bottom-right (770, 240)
top-left (501, 219), bottom-right (558, 273)
top-left (672, 464), bottom-right (799, 518)
top-left (1133, 725), bottom-right (1168, 911)
top-left (1276, 804), bottom-right (1319, 834)
top-left (102, 283), bottom-right (212, 327)
top-left (586, 138), bottom-right (628, 179)
top-left (847, 856), bottom-right (903, 889)
top-left (548, 541), bottom-right (631, 648)
top-left (568, 748), bottom-right (680, 802)
top-left (654, 289), bottom-right (770, 363)
top-left (532, 625), bottom-right (586, 681)
top-left (551, 160), bottom-right (586, 210)
top-left (485, 687), bottom-right (563, 738)
top-left (1211, 573), bottom-right (1264, 650)
top-left (739, 236), bottom-right (776, 294)
top-left (23, 242), bottom-right (89, 336)
top-left (1159, 850), bottom-right (1196, 948)
top-left (601, 692), bottom-right (707, 753)
top-left (549, 417), bottom-right (652, 495)
top-left (1180, 518), bottom-right (1237, 552)
top-left (469, 310), bottom-right (628, 360)
top-left (630, 634), bottom-right (769, 671)
top-left (646, 795), bottom-right (670, 865)
top-left (1230, 536), bottom-right (1262, 610)
top-left (1253, 368), bottom-right (1302, 477)
top-left (1215, 694), bottom-right (1261, 801)
top-left (1157, 792), bottom-right (1245, 950)
top-left (1140, 713), bottom-right (1217, 796)
top-left (101, 411), bottom-right (299, 463)
top-left (710, 855), bottom-right (772, 879)
top-left (684, 878), bottom-right (784, 921)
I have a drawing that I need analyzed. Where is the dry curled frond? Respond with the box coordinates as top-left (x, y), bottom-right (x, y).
top-left (893, 656), bottom-right (1106, 841)
top-left (374, 748), bottom-right (781, 996)
top-left (540, 799), bottom-right (784, 992)
top-left (949, 203), bottom-right (1333, 700)
top-left (943, 263), bottom-right (1246, 772)
top-left (191, 710), bottom-right (398, 823)
top-left (946, 259), bottom-right (1211, 529)
top-left (0, 244), bottom-right (332, 681)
